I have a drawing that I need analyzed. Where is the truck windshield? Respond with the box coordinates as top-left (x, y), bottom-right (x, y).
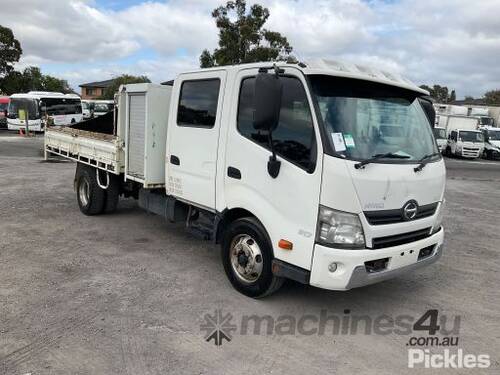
top-left (487, 131), bottom-right (500, 141)
top-left (309, 75), bottom-right (438, 162)
top-left (94, 103), bottom-right (112, 112)
top-left (459, 131), bottom-right (484, 142)
top-left (8, 98), bottom-right (39, 120)
top-left (433, 128), bottom-right (446, 139)
top-left (479, 117), bottom-right (494, 126)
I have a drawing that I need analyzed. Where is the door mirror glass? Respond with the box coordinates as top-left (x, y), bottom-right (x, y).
top-left (253, 72), bottom-right (282, 132)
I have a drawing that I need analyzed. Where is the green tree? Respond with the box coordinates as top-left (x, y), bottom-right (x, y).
top-left (419, 84), bottom-right (456, 103)
top-left (0, 66), bottom-right (70, 94)
top-left (484, 90), bottom-right (500, 105)
top-left (0, 25), bottom-right (22, 76)
top-left (464, 95), bottom-right (474, 102)
top-left (100, 74), bottom-right (151, 99)
top-left (200, 0), bottom-right (295, 68)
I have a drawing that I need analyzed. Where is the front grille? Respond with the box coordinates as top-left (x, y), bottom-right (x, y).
top-left (371, 227), bottom-right (432, 249)
top-left (462, 148), bottom-right (480, 157)
top-left (364, 203), bottom-right (438, 225)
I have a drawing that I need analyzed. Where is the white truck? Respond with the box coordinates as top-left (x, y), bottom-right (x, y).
top-left (480, 126), bottom-right (500, 159)
top-left (441, 115), bottom-right (484, 158)
top-left (470, 107), bottom-right (495, 127)
top-left (44, 60), bottom-right (445, 298)
top-left (433, 126), bottom-right (447, 153)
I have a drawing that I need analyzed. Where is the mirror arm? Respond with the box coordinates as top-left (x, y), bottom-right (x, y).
top-left (267, 131), bottom-right (281, 178)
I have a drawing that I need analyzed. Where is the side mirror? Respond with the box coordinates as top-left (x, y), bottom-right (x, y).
top-left (253, 72), bottom-right (282, 132)
top-left (3, 109), bottom-right (7, 117)
top-left (253, 71), bottom-right (283, 179)
top-left (419, 97), bottom-right (436, 128)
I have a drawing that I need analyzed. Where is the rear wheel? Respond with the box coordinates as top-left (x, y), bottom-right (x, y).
top-left (221, 217), bottom-right (284, 298)
top-left (76, 164), bottom-right (105, 215)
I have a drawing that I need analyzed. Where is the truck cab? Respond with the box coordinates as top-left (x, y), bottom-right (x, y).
top-left (164, 61), bottom-right (445, 295)
top-left (433, 126), bottom-right (447, 153)
top-left (446, 129), bottom-right (484, 158)
top-left (46, 60), bottom-right (446, 298)
top-left (481, 126), bottom-right (500, 159)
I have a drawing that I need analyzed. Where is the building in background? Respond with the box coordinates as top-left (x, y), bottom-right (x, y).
top-left (79, 79), bottom-right (114, 100)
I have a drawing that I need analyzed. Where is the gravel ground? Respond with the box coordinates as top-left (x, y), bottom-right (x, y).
top-left (0, 132), bottom-right (499, 375)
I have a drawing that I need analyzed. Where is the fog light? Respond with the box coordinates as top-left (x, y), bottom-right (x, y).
top-left (328, 262), bottom-right (338, 272)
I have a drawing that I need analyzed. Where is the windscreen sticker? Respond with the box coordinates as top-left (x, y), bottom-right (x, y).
top-left (331, 132), bottom-right (346, 152)
top-left (344, 133), bottom-right (355, 148)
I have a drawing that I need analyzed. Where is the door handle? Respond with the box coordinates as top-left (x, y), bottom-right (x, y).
top-left (227, 166), bottom-right (241, 179)
top-left (170, 155), bottom-right (180, 165)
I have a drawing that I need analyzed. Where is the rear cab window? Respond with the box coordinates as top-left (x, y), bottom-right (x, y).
top-left (177, 79), bottom-right (221, 128)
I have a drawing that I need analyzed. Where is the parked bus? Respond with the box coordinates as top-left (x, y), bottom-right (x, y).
top-left (0, 96), bottom-right (9, 128)
top-left (7, 91), bottom-right (82, 132)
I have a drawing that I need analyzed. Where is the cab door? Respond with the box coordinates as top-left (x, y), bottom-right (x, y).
top-left (166, 70), bottom-right (227, 210)
top-left (222, 68), bottom-right (323, 270)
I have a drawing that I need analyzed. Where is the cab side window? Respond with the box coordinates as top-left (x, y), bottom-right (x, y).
top-left (237, 76), bottom-right (316, 172)
top-left (177, 79), bottom-right (220, 128)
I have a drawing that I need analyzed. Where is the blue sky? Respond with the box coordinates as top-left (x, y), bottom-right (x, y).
top-left (2, 0), bottom-right (500, 98)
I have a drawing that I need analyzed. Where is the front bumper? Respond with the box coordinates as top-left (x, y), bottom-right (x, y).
top-left (459, 148), bottom-right (481, 158)
top-left (309, 227), bottom-right (444, 290)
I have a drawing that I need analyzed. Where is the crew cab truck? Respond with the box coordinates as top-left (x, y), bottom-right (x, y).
top-left (442, 115), bottom-right (484, 158)
top-left (45, 60), bottom-right (445, 298)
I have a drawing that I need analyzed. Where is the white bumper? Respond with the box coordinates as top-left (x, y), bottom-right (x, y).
top-left (309, 228), bottom-right (444, 290)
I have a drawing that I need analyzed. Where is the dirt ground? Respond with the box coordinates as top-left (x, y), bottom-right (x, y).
top-left (0, 132), bottom-right (499, 374)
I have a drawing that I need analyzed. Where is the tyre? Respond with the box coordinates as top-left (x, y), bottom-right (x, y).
top-left (103, 173), bottom-right (120, 213)
top-left (75, 164), bottom-right (105, 215)
top-left (221, 217), bottom-right (284, 298)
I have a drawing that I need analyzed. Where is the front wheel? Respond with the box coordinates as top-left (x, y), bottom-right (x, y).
top-left (221, 217), bottom-right (284, 298)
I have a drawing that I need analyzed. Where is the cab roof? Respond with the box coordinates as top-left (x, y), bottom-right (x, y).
top-left (180, 59), bottom-right (427, 96)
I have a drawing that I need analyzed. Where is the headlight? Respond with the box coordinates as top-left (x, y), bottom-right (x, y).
top-left (316, 206), bottom-right (365, 248)
top-left (432, 199), bottom-right (445, 234)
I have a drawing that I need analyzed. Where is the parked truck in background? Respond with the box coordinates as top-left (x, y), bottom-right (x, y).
top-left (480, 126), bottom-right (500, 159)
top-left (91, 100), bottom-right (114, 117)
top-left (470, 107), bottom-right (495, 127)
top-left (433, 126), bottom-right (447, 153)
top-left (441, 115), bottom-right (484, 158)
top-left (81, 100), bottom-right (92, 120)
top-left (44, 60), bottom-right (445, 298)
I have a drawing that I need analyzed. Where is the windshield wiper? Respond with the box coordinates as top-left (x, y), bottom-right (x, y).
top-left (354, 152), bottom-right (410, 169)
top-left (414, 152), bottom-right (441, 172)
